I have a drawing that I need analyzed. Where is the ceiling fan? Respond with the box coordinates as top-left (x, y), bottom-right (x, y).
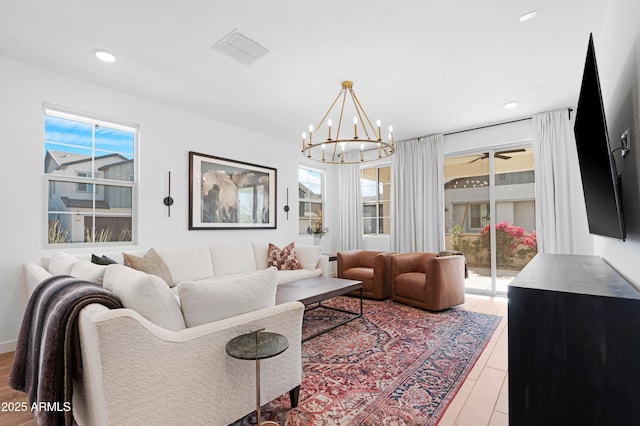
top-left (468, 148), bottom-right (526, 163)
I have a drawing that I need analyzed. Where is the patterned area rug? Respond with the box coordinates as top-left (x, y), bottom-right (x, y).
top-left (235, 297), bottom-right (500, 425)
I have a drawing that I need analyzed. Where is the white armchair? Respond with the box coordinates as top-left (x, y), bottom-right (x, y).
top-left (73, 301), bottom-right (304, 426)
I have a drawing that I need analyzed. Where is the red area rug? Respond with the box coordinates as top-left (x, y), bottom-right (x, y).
top-left (237, 297), bottom-right (500, 425)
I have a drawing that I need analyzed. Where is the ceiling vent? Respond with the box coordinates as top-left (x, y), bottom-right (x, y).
top-left (212, 29), bottom-right (269, 66)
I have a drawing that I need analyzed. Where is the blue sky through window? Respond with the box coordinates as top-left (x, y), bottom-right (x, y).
top-left (44, 115), bottom-right (135, 159)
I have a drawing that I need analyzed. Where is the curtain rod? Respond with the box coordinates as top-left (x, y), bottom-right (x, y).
top-left (443, 107), bottom-right (574, 137)
top-left (443, 117), bottom-right (532, 136)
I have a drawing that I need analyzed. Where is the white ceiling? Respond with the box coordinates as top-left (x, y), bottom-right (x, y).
top-left (0, 0), bottom-right (608, 143)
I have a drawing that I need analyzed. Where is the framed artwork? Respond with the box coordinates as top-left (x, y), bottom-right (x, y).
top-left (189, 151), bottom-right (277, 229)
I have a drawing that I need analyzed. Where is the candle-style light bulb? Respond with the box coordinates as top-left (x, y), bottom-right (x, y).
top-left (302, 132), bottom-right (306, 151)
top-left (376, 119), bottom-right (382, 140)
top-left (353, 117), bottom-right (358, 139)
top-left (327, 118), bottom-right (332, 140)
top-left (308, 124), bottom-right (313, 145)
top-left (321, 143), bottom-right (326, 161)
top-left (388, 125), bottom-right (394, 146)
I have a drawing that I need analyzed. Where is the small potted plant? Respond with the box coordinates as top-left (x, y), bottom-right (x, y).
top-left (307, 212), bottom-right (328, 245)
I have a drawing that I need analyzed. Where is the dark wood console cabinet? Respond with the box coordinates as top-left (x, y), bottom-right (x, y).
top-left (508, 253), bottom-right (640, 425)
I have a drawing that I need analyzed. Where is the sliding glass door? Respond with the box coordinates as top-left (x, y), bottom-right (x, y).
top-left (444, 147), bottom-right (537, 295)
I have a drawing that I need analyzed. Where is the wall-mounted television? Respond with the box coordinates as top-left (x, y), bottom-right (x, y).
top-left (573, 33), bottom-right (626, 241)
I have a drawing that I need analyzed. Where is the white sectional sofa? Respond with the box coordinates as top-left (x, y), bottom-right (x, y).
top-left (21, 242), bottom-right (326, 425)
top-left (24, 242), bottom-right (329, 296)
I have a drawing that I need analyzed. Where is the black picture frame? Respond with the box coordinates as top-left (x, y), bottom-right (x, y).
top-left (189, 151), bottom-right (277, 230)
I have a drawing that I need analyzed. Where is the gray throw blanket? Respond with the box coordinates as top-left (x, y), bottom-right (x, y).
top-left (9, 275), bottom-right (122, 426)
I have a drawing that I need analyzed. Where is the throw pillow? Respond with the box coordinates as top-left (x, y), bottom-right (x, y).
top-left (48, 253), bottom-right (79, 275)
top-left (102, 264), bottom-right (186, 331)
top-left (123, 248), bottom-right (175, 287)
top-left (178, 267), bottom-right (277, 327)
top-left (91, 254), bottom-right (118, 265)
top-left (70, 260), bottom-right (107, 285)
top-left (267, 242), bottom-right (302, 271)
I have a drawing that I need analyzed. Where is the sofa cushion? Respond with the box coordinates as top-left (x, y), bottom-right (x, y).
top-left (276, 268), bottom-right (323, 285)
top-left (102, 264), bottom-right (186, 331)
top-left (295, 245), bottom-right (322, 270)
top-left (179, 267), bottom-right (277, 327)
top-left (70, 260), bottom-right (107, 285)
top-left (209, 243), bottom-right (257, 277)
top-left (123, 249), bottom-right (175, 287)
top-left (267, 242), bottom-right (302, 270)
top-left (153, 246), bottom-right (214, 283)
top-left (48, 253), bottom-right (79, 275)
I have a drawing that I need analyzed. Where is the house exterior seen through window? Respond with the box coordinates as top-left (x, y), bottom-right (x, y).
top-left (361, 166), bottom-right (390, 235)
top-left (298, 166), bottom-right (324, 235)
top-left (44, 107), bottom-right (138, 245)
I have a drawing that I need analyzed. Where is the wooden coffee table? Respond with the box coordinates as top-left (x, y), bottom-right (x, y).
top-left (276, 277), bottom-right (363, 342)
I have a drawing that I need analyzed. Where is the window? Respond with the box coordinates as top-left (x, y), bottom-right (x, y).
top-left (298, 166), bottom-right (324, 235)
top-left (361, 166), bottom-right (390, 235)
top-left (44, 106), bottom-right (137, 245)
top-left (76, 172), bottom-right (94, 193)
top-left (469, 203), bottom-right (490, 229)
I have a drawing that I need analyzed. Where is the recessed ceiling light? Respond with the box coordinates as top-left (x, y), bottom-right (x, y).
top-left (519, 10), bottom-right (538, 22)
top-left (504, 101), bottom-right (519, 109)
top-left (94, 49), bottom-right (116, 63)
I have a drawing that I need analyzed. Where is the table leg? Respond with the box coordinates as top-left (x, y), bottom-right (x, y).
top-left (255, 358), bottom-right (279, 426)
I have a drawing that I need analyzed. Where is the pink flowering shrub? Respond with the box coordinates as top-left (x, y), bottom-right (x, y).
top-left (479, 221), bottom-right (537, 268)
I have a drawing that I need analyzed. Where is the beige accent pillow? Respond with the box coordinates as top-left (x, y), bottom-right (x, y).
top-left (103, 264), bottom-right (186, 331)
top-left (179, 267), bottom-right (277, 327)
top-left (123, 248), bottom-right (175, 287)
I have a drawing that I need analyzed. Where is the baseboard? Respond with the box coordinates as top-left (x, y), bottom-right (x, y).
top-left (0, 340), bottom-right (16, 354)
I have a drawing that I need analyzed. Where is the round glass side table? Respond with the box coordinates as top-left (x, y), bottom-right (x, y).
top-left (226, 329), bottom-right (289, 426)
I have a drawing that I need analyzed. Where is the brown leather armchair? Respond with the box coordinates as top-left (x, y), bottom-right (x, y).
top-left (337, 250), bottom-right (394, 300)
top-left (390, 252), bottom-right (465, 311)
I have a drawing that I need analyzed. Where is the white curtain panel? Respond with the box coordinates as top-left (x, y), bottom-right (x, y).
top-left (532, 110), bottom-right (592, 254)
top-left (338, 151), bottom-right (363, 250)
top-left (391, 135), bottom-right (445, 253)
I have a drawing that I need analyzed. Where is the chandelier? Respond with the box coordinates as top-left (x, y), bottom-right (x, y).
top-left (301, 81), bottom-right (395, 164)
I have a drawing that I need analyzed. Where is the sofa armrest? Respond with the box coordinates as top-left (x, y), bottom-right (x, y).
top-left (24, 262), bottom-right (53, 297)
top-left (373, 252), bottom-right (395, 295)
top-left (337, 251), bottom-right (358, 275)
top-left (431, 255), bottom-right (465, 285)
top-left (317, 254), bottom-right (329, 277)
top-left (75, 302), bottom-right (304, 426)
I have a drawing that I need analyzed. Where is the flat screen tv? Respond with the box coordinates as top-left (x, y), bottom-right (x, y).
top-left (573, 33), bottom-right (626, 241)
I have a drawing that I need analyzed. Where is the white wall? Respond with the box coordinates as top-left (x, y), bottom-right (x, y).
top-left (592, 0), bottom-right (640, 287)
top-left (0, 56), bottom-right (307, 351)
